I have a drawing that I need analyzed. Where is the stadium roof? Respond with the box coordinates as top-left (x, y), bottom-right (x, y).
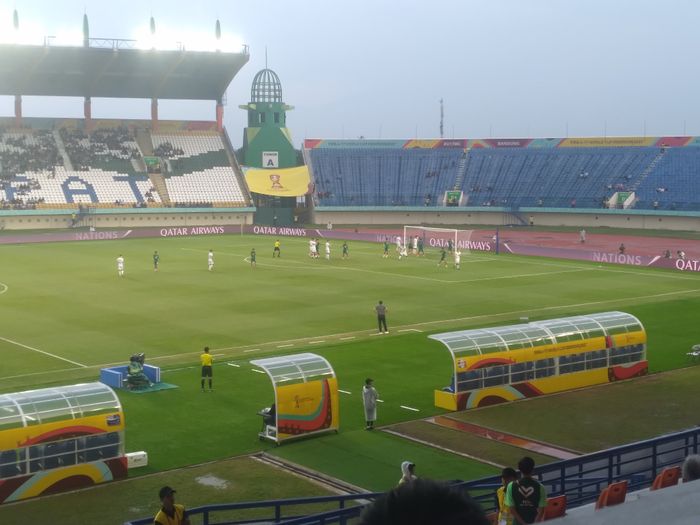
top-left (0, 43), bottom-right (249, 101)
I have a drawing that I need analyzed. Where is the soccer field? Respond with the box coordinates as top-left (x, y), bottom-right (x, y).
top-left (2, 232), bottom-right (700, 522)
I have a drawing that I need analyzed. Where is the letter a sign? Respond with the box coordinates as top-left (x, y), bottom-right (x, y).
top-left (263, 151), bottom-right (279, 168)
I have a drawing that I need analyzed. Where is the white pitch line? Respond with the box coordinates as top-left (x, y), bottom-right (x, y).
top-left (165, 366), bottom-right (197, 372)
top-left (398, 329), bottom-right (423, 333)
top-left (400, 405), bottom-right (420, 412)
top-left (339, 336), bottom-right (356, 341)
top-left (338, 389), bottom-right (352, 395)
top-left (252, 369), bottom-right (265, 374)
top-left (226, 363), bottom-right (241, 368)
top-left (212, 353), bottom-right (225, 357)
top-left (369, 333), bottom-right (383, 337)
top-left (377, 399), bottom-right (385, 403)
top-left (0, 336), bottom-right (88, 368)
top-left (0, 282), bottom-right (8, 295)
top-left (277, 343), bottom-right (294, 348)
top-left (244, 348), bottom-right (261, 353)
top-left (309, 340), bottom-right (326, 344)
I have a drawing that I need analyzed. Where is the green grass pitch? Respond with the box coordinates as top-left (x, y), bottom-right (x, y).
top-left (1, 233), bottom-right (700, 522)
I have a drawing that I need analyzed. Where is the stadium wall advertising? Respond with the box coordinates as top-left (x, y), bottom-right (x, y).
top-left (0, 226), bottom-right (697, 273)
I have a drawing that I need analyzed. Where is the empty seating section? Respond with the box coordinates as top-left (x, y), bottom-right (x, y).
top-left (0, 168), bottom-right (159, 206)
top-left (309, 148), bottom-right (463, 206)
top-left (165, 167), bottom-right (245, 205)
top-left (462, 147), bottom-right (659, 209)
top-left (152, 132), bottom-right (246, 205)
top-left (151, 132), bottom-right (225, 159)
top-left (60, 127), bottom-right (141, 172)
top-left (634, 148), bottom-right (700, 210)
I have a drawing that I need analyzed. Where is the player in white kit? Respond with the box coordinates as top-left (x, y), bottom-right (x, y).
top-left (116, 255), bottom-right (125, 277)
top-left (208, 250), bottom-right (214, 271)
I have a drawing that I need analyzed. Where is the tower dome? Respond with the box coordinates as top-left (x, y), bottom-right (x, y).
top-left (251, 68), bottom-right (283, 103)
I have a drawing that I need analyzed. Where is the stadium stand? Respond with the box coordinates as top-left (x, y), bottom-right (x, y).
top-left (0, 167), bottom-right (159, 207)
top-left (634, 147), bottom-right (700, 211)
top-left (152, 132), bottom-right (247, 206)
top-left (60, 126), bottom-right (141, 173)
top-left (0, 128), bottom-right (62, 179)
top-left (307, 147), bottom-right (464, 206)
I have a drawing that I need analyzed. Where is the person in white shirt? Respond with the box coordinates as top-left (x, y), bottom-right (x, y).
top-left (454, 250), bottom-right (461, 270)
top-left (412, 236), bottom-right (418, 255)
top-left (325, 240), bottom-right (331, 260)
top-left (395, 235), bottom-right (402, 253)
top-left (116, 255), bottom-right (125, 277)
top-left (208, 250), bottom-right (214, 271)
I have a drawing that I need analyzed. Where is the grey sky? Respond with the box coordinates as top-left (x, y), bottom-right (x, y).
top-left (1, 0), bottom-right (699, 145)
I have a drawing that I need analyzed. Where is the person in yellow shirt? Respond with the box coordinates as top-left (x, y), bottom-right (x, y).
top-left (154, 486), bottom-right (190, 525)
top-left (497, 467), bottom-right (517, 525)
top-left (200, 346), bottom-right (213, 392)
top-left (273, 239), bottom-right (281, 258)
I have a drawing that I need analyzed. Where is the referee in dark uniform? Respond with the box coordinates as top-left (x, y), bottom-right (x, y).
top-left (375, 301), bottom-right (388, 334)
top-left (200, 347), bottom-right (213, 392)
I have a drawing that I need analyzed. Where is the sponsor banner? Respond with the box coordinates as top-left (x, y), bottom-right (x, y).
top-left (483, 139), bottom-right (533, 148)
top-left (654, 137), bottom-right (692, 147)
top-left (559, 137), bottom-right (656, 148)
top-left (244, 166), bottom-right (311, 197)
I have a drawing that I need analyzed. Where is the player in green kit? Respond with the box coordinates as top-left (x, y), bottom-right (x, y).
top-left (250, 248), bottom-right (256, 268)
top-left (417, 237), bottom-right (424, 256)
top-left (342, 241), bottom-right (349, 259)
top-left (438, 247), bottom-right (448, 268)
top-left (153, 251), bottom-right (160, 272)
top-left (383, 239), bottom-right (389, 258)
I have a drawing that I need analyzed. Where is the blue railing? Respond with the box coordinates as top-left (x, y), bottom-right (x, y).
top-left (125, 426), bottom-right (700, 525)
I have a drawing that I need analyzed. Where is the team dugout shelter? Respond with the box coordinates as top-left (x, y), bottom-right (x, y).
top-left (0, 28), bottom-right (249, 130)
top-left (250, 353), bottom-right (339, 444)
top-left (0, 382), bottom-right (126, 504)
top-left (431, 311), bottom-right (648, 411)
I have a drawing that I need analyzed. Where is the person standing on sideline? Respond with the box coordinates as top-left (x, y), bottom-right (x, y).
top-left (250, 248), bottom-right (257, 268)
top-left (342, 241), bottom-right (349, 259)
top-left (579, 229), bottom-right (586, 243)
top-left (375, 300), bottom-right (388, 334)
top-left (154, 486), bottom-right (190, 525)
top-left (116, 254), bottom-right (125, 277)
top-left (208, 249), bottom-right (214, 271)
top-left (273, 239), bottom-right (281, 258)
top-left (200, 346), bottom-right (213, 392)
top-left (398, 461), bottom-right (417, 485)
top-left (362, 378), bottom-right (378, 430)
top-left (504, 456), bottom-right (547, 524)
top-left (153, 251), bottom-right (160, 272)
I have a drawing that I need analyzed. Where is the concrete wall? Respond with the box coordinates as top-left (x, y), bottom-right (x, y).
top-left (313, 209), bottom-right (700, 232)
top-left (0, 210), bottom-right (255, 231)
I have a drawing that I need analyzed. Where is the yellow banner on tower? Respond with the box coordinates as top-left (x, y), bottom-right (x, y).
top-left (244, 166), bottom-right (312, 197)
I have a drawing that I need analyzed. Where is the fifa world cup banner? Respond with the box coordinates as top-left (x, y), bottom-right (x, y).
top-left (244, 166), bottom-right (312, 197)
top-left (275, 378), bottom-right (339, 441)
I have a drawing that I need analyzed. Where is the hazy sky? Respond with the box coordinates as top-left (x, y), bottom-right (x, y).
top-left (1, 0), bottom-right (699, 145)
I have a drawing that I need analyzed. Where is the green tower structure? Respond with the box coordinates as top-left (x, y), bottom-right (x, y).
top-left (239, 68), bottom-right (297, 169)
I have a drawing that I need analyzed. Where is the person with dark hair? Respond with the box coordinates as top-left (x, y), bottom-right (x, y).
top-left (682, 454), bottom-right (700, 482)
top-left (497, 467), bottom-right (518, 525)
top-left (154, 486), bottom-right (190, 525)
top-left (398, 461), bottom-right (417, 485)
top-left (362, 378), bottom-right (378, 430)
top-left (359, 478), bottom-right (490, 525)
top-left (200, 347), bottom-right (213, 392)
top-left (375, 301), bottom-right (388, 334)
top-left (504, 457), bottom-right (546, 524)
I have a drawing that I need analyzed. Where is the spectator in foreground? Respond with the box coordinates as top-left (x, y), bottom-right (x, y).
top-left (154, 486), bottom-right (190, 525)
top-left (497, 467), bottom-right (518, 525)
top-left (504, 456), bottom-right (546, 524)
top-left (682, 454), bottom-right (700, 482)
top-left (359, 478), bottom-right (490, 525)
